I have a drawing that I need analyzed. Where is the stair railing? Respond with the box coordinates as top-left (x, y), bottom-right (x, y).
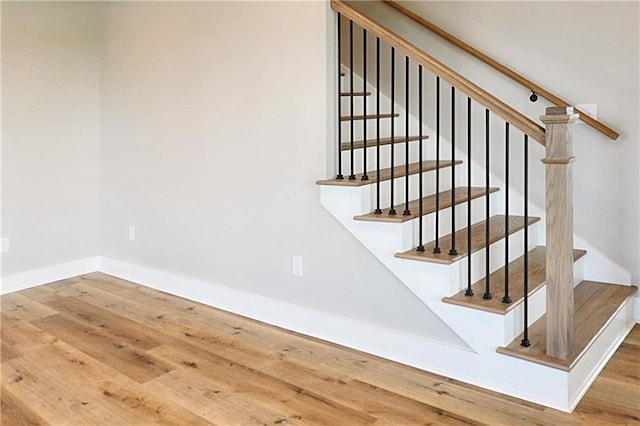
top-left (333, 4), bottom-right (535, 346)
top-left (382, 0), bottom-right (620, 141)
top-left (332, 0), bottom-right (582, 360)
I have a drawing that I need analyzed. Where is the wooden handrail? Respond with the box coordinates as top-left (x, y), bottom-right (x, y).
top-left (383, 0), bottom-right (620, 141)
top-left (333, 0), bottom-right (546, 145)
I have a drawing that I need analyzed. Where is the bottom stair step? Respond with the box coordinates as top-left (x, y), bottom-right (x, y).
top-left (497, 281), bottom-right (638, 371)
top-left (442, 246), bottom-right (587, 314)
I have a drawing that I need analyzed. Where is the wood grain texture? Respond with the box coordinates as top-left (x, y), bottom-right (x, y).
top-left (542, 109), bottom-right (578, 359)
top-left (339, 135), bottom-right (427, 151)
top-left (443, 246), bottom-right (587, 314)
top-left (396, 215), bottom-right (541, 265)
top-left (1, 273), bottom-right (638, 424)
top-left (340, 91), bottom-right (371, 97)
top-left (340, 113), bottom-right (398, 121)
top-left (381, 0), bottom-right (619, 140)
top-left (316, 159), bottom-right (460, 187)
top-left (498, 281), bottom-right (638, 371)
top-left (332, 0), bottom-right (546, 144)
top-left (355, 186), bottom-right (499, 223)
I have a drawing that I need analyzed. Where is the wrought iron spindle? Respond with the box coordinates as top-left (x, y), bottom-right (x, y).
top-left (433, 76), bottom-right (441, 254)
top-left (403, 56), bottom-right (411, 216)
top-left (348, 20), bottom-right (355, 180)
top-left (336, 13), bottom-right (343, 180)
top-left (389, 47), bottom-right (397, 215)
top-left (465, 97), bottom-right (473, 296)
top-left (417, 65), bottom-right (425, 252)
top-left (483, 108), bottom-right (492, 300)
top-left (374, 37), bottom-right (382, 214)
top-left (521, 134), bottom-right (531, 347)
top-left (503, 123), bottom-right (512, 304)
top-left (449, 86), bottom-right (458, 256)
top-left (361, 29), bottom-right (369, 181)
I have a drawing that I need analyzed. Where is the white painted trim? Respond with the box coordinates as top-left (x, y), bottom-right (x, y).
top-left (97, 257), bottom-right (489, 378)
top-left (567, 307), bottom-right (636, 412)
top-left (634, 295), bottom-right (640, 322)
top-left (0, 257), bottom-right (99, 295)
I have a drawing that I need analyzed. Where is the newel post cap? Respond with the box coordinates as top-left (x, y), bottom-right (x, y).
top-left (540, 106), bottom-right (579, 124)
top-left (546, 106), bottom-right (573, 115)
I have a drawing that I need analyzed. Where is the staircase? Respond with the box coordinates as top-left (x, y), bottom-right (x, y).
top-left (317, 0), bottom-right (637, 412)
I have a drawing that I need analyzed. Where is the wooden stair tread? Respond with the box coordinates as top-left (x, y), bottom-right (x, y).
top-left (341, 91), bottom-right (371, 96)
top-left (340, 135), bottom-right (428, 151)
top-left (395, 215), bottom-right (541, 265)
top-left (341, 113), bottom-right (399, 121)
top-left (442, 246), bottom-right (588, 314)
top-left (497, 281), bottom-right (638, 371)
top-left (316, 160), bottom-right (461, 187)
top-left (355, 187), bottom-right (498, 224)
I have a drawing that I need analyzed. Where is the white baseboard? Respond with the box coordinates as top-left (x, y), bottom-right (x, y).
top-left (97, 257), bottom-right (490, 383)
top-left (0, 257), bottom-right (99, 295)
top-left (635, 295), bottom-right (640, 322)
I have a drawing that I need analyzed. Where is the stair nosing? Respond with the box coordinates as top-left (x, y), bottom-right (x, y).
top-left (340, 113), bottom-right (399, 121)
top-left (395, 214), bottom-right (539, 263)
top-left (316, 159), bottom-right (462, 187)
top-left (340, 91), bottom-right (371, 96)
top-left (340, 135), bottom-right (429, 151)
top-left (354, 187), bottom-right (498, 223)
top-left (441, 246), bottom-right (588, 315)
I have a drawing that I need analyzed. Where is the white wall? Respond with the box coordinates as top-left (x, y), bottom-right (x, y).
top-left (1, 2), bottom-right (101, 277)
top-left (95, 1), bottom-right (462, 341)
top-left (395, 1), bottom-right (640, 283)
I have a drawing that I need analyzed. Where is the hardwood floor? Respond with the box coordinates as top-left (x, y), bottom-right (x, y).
top-left (1, 272), bottom-right (638, 425)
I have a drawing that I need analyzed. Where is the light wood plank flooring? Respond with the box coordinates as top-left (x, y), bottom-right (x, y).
top-left (1, 272), bottom-right (638, 425)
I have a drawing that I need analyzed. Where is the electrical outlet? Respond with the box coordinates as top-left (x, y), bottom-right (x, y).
top-left (129, 226), bottom-right (136, 241)
top-left (292, 255), bottom-right (303, 276)
top-left (1, 238), bottom-right (9, 253)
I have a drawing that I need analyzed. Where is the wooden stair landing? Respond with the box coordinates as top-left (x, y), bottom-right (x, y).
top-left (355, 187), bottom-right (498, 223)
top-left (497, 281), bottom-right (637, 371)
top-left (442, 246), bottom-right (587, 314)
top-left (316, 160), bottom-right (460, 187)
top-left (396, 215), bottom-right (540, 265)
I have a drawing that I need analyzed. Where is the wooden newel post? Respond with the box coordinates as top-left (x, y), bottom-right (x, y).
top-left (540, 106), bottom-right (579, 360)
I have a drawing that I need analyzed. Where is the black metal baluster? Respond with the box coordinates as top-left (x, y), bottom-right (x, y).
top-left (417, 65), bottom-right (425, 252)
top-left (521, 134), bottom-right (531, 347)
top-left (449, 86), bottom-right (458, 256)
top-left (348, 20), bottom-right (355, 180)
top-left (336, 13), bottom-right (343, 180)
top-left (465, 97), bottom-right (473, 296)
top-left (374, 38), bottom-right (382, 214)
top-left (503, 123), bottom-right (512, 304)
top-left (403, 56), bottom-right (411, 216)
top-left (433, 76), bottom-right (441, 253)
top-left (483, 108), bottom-right (492, 300)
top-left (362, 29), bottom-right (369, 181)
top-left (389, 47), bottom-right (397, 215)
